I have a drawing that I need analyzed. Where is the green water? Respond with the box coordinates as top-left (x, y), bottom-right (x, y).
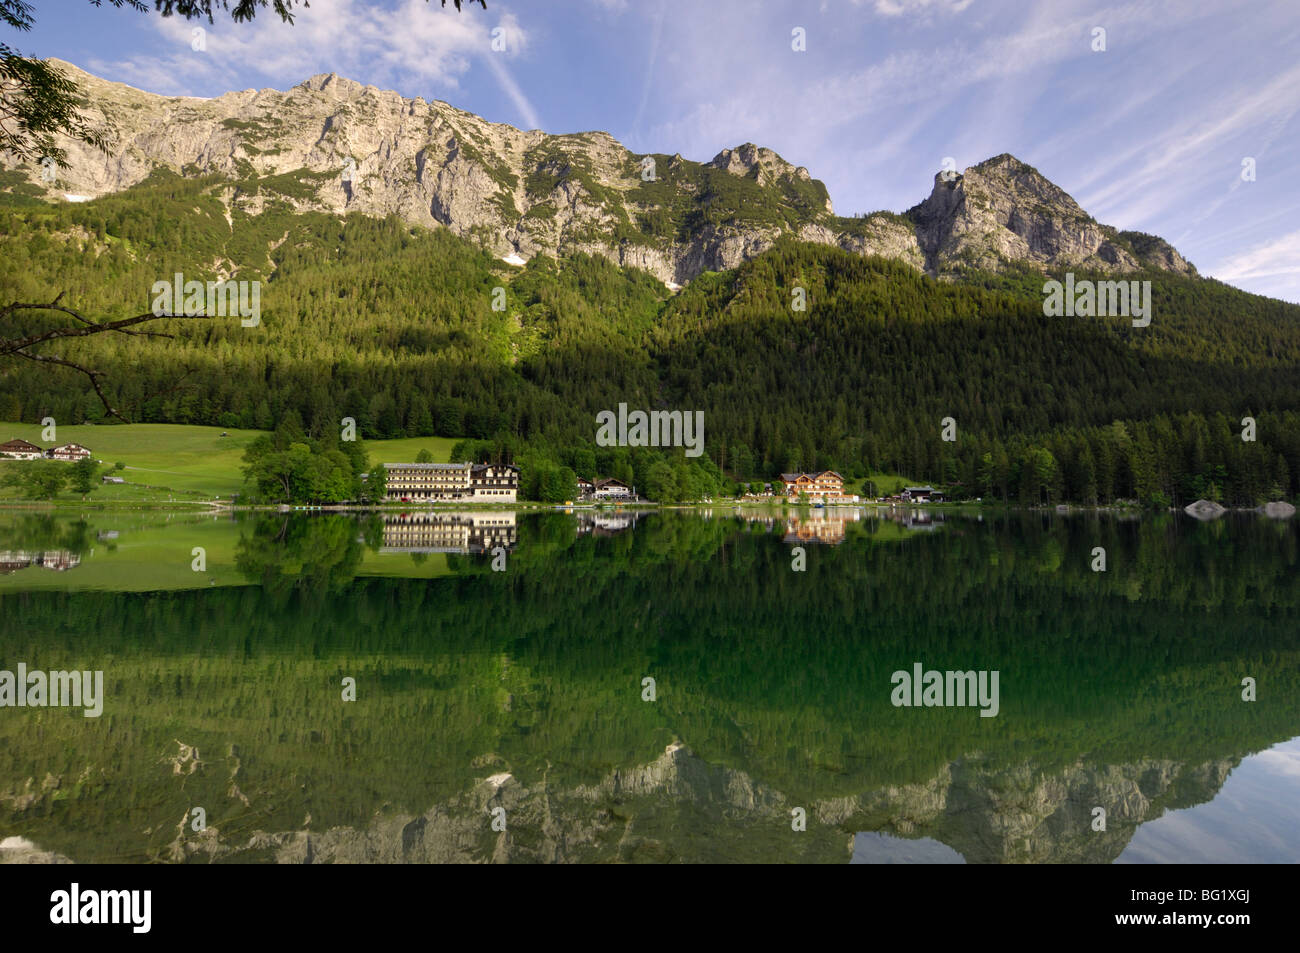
top-left (0, 507), bottom-right (1297, 863)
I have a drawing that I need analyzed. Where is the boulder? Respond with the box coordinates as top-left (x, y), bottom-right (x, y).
top-left (1183, 499), bottom-right (1226, 520)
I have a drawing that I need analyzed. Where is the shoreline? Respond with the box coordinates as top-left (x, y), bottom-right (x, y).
top-left (0, 498), bottom-right (1290, 517)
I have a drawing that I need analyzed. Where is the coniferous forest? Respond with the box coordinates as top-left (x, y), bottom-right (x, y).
top-left (2, 169), bottom-right (1298, 505)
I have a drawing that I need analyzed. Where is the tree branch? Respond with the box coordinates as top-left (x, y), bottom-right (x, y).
top-left (1, 295), bottom-right (211, 421)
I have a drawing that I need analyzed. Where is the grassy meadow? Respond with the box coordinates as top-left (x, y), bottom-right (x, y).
top-left (0, 422), bottom-right (459, 503)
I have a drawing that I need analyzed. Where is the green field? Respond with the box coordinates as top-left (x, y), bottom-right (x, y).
top-left (356, 435), bottom-right (460, 467)
top-left (867, 472), bottom-right (921, 496)
top-left (0, 423), bottom-right (459, 502)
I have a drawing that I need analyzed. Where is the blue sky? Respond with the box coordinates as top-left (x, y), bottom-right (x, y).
top-left (18, 0), bottom-right (1300, 301)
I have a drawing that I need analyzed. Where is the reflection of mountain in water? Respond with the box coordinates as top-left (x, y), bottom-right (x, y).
top-left (853, 832), bottom-right (965, 863)
top-left (380, 512), bottom-right (517, 554)
top-left (148, 743), bottom-right (1237, 864)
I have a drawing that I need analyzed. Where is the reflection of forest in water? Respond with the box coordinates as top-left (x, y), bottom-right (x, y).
top-left (0, 510), bottom-right (1297, 862)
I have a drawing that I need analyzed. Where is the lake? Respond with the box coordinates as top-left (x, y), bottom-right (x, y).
top-left (0, 506), bottom-right (1296, 863)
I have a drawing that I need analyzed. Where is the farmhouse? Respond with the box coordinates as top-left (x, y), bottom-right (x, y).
top-left (47, 443), bottom-right (92, 461)
top-left (779, 470), bottom-right (844, 501)
top-left (592, 477), bottom-right (633, 500)
top-left (902, 486), bottom-right (943, 503)
top-left (0, 438), bottom-right (45, 460)
top-left (382, 461), bottom-right (518, 503)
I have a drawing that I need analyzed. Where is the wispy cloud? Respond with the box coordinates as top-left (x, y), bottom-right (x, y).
top-left (87, 0), bottom-right (525, 107)
top-left (483, 53), bottom-right (541, 130)
top-left (863, 0), bottom-right (975, 18)
top-left (629, 1), bottom-right (666, 138)
top-left (1212, 228), bottom-right (1300, 282)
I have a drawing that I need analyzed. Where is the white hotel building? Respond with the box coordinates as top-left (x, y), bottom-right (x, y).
top-left (382, 462), bottom-right (519, 503)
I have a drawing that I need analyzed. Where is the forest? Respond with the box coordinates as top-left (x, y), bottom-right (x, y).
top-left (2, 168), bottom-right (1299, 504)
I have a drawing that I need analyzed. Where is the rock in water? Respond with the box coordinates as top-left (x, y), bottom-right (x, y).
top-left (1184, 499), bottom-right (1226, 520)
top-left (1261, 501), bottom-right (1296, 519)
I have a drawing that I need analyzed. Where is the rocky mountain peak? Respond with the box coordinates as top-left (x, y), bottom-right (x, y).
top-left (2, 63), bottom-right (1198, 286)
top-left (708, 143), bottom-right (826, 205)
top-left (297, 72), bottom-right (352, 93)
top-left (907, 153), bottom-right (1197, 277)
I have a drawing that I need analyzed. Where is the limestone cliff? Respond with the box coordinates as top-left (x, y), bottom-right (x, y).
top-left (1, 62), bottom-right (1197, 286)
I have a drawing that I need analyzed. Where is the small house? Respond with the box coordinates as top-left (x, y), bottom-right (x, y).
top-left (48, 443), bottom-right (92, 461)
top-left (902, 486), bottom-right (942, 503)
top-left (0, 438), bottom-right (45, 461)
top-left (593, 477), bottom-right (632, 500)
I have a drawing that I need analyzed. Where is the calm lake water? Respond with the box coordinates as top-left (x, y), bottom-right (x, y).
top-left (0, 506), bottom-right (1296, 863)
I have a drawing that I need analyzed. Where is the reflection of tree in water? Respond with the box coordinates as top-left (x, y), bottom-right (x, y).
top-left (358, 514), bottom-right (385, 552)
top-left (0, 513), bottom-right (94, 555)
top-left (235, 515), bottom-right (362, 601)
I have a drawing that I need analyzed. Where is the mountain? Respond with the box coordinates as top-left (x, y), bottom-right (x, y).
top-left (1, 61), bottom-right (1195, 286)
top-left (906, 154), bottom-right (1195, 277)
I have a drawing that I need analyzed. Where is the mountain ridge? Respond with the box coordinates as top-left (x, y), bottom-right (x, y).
top-left (1, 59), bottom-right (1196, 287)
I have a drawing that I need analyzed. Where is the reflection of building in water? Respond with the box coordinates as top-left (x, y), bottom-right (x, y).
top-left (574, 511), bottom-right (642, 536)
top-left (0, 552), bottom-right (32, 574)
top-left (884, 508), bottom-right (944, 531)
top-left (782, 510), bottom-right (861, 545)
top-left (37, 550), bottom-right (81, 570)
top-left (0, 550), bottom-right (81, 573)
top-left (380, 512), bottom-right (517, 554)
